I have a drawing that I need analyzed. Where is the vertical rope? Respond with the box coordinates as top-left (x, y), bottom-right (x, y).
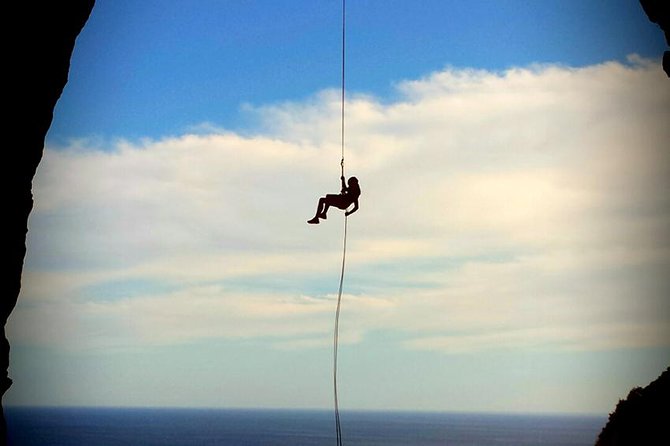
top-left (333, 216), bottom-right (347, 446)
top-left (340, 0), bottom-right (346, 178)
top-left (334, 1), bottom-right (346, 446)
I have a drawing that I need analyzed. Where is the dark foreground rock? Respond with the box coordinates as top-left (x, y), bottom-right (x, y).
top-left (595, 367), bottom-right (669, 445)
top-left (2, 1), bottom-right (95, 441)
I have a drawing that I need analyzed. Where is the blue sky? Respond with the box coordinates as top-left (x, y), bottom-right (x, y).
top-left (48, 0), bottom-right (664, 143)
top-left (6, 1), bottom-right (670, 414)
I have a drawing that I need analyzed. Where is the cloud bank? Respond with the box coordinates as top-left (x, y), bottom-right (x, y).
top-left (9, 57), bottom-right (670, 354)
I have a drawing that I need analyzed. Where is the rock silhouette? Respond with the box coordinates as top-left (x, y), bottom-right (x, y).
top-left (2, 1), bottom-right (95, 440)
top-left (595, 367), bottom-right (670, 445)
top-left (640, 0), bottom-right (670, 76)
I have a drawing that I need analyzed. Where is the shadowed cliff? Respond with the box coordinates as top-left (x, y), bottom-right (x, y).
top-left (595, 367), bottom-right (670, 445)
top-left (640, 0), bottom-right (670, 76)
top-left (2, 0), bottom-right (95, 440)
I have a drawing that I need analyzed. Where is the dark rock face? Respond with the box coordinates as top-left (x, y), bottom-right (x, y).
top-left (595, 367), bottom-right (670, 445)
top-left (640, 0), bottom-right (670, 76)
top-left (2, 0), bottom-right (95, 440)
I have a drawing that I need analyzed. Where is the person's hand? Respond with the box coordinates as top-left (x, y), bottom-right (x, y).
top-left (344, 211), bottom-right (350, 216)
top-left (341, 176), bottom-right (345, 181)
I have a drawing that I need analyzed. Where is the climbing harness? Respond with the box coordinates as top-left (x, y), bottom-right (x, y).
top-left (333, 1), bottom-right (347, 445)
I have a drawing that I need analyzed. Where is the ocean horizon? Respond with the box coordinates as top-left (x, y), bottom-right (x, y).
top-left (5, 406), bottom-right (606, 446)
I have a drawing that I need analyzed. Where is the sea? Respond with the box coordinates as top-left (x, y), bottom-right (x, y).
top-left (5, 407), bottom-right (606, 446)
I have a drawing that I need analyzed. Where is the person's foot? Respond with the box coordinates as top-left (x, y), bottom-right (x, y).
top-left (319, 213), bottom-right (327, 220)
top-left (307, 217), bottom-right (320, 224)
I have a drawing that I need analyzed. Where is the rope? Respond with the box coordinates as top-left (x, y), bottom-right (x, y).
top-left (340, 0), bottom-right (346, 178)
top-left (333, 215), bottom-right (347, 446)
top-left (334, 1), bottom-right (346, 446)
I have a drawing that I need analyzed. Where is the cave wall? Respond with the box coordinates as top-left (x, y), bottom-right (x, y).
top-left (2, 0), bottom-right (95, 439)
top-left (640, 0), bottom-right (670, 76)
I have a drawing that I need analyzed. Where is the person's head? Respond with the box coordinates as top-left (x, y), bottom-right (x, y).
top-left (347, 176), bottom-right (358, 187)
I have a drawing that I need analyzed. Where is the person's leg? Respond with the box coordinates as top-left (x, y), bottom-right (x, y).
top-left (321, 194), bottom-right (343, 218)
top-left (308, 194), bottom-right (346, 224)
top-left (320, 196), bottom-right (332, 218)
top-left (308, 197), bottom-right (326, 224)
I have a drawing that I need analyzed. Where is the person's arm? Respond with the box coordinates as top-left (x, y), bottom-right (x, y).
top-left (340, 176), bottom-right (347, 194)
top-left (345, 199), bottom-right (359, 216)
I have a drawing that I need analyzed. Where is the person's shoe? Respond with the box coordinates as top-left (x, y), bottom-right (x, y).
top-left (319, 213), bottom-right (327, 220)
top-left (307, 217), bottom-right (320, 224)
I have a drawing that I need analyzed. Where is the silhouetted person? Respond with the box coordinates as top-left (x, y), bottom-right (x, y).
top-left (308, 176), bottom-right (360, 224)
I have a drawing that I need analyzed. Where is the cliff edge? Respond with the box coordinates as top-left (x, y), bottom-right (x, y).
top-left (2, 0), bottom-right (95, 440)
top-left (639, 0), bottom-right (670, 76)
top-left (595, 367), bottom-right (670, 445)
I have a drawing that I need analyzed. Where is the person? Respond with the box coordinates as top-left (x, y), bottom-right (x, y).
top-left (308, 176), bottom-right (360, 224)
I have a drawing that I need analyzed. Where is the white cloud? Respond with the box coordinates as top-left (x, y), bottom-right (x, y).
top-left (9, 57), bottom-right (670, 354)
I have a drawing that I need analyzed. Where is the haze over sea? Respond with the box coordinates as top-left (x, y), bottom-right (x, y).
top-left (6, 407), bottom-right (605, 446)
